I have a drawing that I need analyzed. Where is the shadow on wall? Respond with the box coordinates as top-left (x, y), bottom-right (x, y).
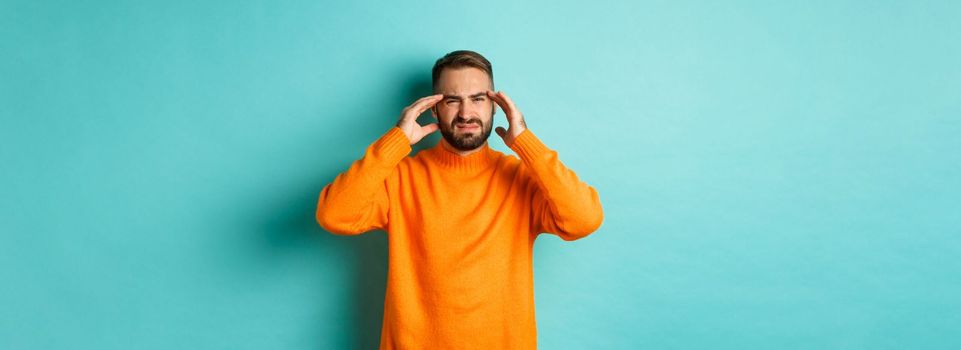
top-left (268, 65), bottom-right (434, 348)
top-left (258, 187), bottom-right (388, 349)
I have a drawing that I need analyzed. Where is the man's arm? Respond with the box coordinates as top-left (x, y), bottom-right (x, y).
top-left (315, 127), bottom-right (410, 235)
top-left (488, 90), bottom-right (603, 241)
top-left (315, 94), bottom-right (443, 235)
top-left (510, 129), bottom-right (604, 240)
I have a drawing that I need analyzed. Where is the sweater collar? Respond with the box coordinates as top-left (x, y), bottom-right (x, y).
top-left (425, 140), bottom-right (498, 174)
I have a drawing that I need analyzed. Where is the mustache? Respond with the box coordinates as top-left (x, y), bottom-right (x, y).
top-left (451, 118), bottom-right (482, 127)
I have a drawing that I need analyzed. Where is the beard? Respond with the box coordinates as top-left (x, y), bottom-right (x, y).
top-left (439, 116), bottom-right (493, 151)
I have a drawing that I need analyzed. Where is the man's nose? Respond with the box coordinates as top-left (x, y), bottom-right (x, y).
top-left (457, 100), bottom-right (475, 117)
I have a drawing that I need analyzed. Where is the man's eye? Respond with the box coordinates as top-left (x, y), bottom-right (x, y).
top-left (473, 98), bottom-right (485, 102)
top-left (446, 100), bottom-right (459, 105)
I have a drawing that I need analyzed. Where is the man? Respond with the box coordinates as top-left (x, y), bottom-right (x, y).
top-left (316, 50), bottom-right (604, 349)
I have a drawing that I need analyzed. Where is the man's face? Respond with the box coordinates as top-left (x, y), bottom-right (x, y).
top-left (431, 67), bottom-right (495, 151)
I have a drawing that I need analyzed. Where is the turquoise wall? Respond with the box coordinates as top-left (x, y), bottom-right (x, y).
top-left (3, 1), bottom-right (959, 348)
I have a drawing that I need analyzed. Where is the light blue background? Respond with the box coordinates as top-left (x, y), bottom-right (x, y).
top-left (2, 1), bottom-right (959, 349)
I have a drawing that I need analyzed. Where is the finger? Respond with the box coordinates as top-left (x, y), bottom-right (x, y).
top-left (495, 91), bottom-right (519, 114)
top-left (407, 94), bottom-right (442, 111)
top-left (486, 91), bottom-right (511, 116)
top-left (486, 90), bottom-right (507, 109)
top-left (403, 94), bottom-right (443, 120)
top-left (495, 126), bottom-right (507, 139)
top-left (412, 94), bottom-right (444, 113)
top-left (421, 122), bottom-right (439, 135)
top-left (487, 91), bottom-right (514, 118)
top-left (414, 93), bottom-right (443, 103)
top-left (404, 95), bottom-right (433, 111)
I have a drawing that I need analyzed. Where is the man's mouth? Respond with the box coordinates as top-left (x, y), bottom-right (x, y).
top-left (455, 122), bottom-right (480, 131)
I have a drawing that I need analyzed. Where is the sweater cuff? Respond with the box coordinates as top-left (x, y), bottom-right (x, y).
top-left (509, 128), bottom-right (552, 163)
top-left (375, 126), bottom-right (413, 160)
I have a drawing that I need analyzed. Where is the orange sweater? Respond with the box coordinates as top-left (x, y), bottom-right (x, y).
top-left (316, 126), bottom-right (603, 349)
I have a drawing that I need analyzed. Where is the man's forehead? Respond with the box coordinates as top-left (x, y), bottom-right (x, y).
top-left (436, 67), bottom-right (492, 93)
top-left (436, 83), bottom-right (492, 96)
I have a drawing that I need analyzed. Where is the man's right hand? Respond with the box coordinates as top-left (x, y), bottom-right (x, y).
top-left (395, 94), bottom-right (443, 145)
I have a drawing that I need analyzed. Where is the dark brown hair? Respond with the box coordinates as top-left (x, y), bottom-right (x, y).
top-left (432, 50), bottom-right (494, 92)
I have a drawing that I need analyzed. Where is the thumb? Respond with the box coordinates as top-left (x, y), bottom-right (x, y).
top-left (422, 123), bottom-right (439, 134)
top-left (495, 126), bottom-right (507, 139)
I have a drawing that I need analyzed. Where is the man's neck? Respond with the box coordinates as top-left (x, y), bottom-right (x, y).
top-left (440, 138), bottom-right (486, 157)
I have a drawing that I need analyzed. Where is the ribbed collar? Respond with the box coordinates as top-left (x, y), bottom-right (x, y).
top-left (424, 140), bottom-right (499, 174)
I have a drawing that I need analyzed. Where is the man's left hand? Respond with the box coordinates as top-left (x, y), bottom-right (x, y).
top-left (487, 90), bottom-right (527, 147)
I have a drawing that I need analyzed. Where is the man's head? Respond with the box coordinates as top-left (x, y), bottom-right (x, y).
top-left (430, 50), bottom-right (496, 151)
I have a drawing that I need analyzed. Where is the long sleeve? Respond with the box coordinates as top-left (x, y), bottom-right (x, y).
top-left (509, 128), bottom-right (604, 241)
top-left (315, 126), bottom-right (411, 235)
